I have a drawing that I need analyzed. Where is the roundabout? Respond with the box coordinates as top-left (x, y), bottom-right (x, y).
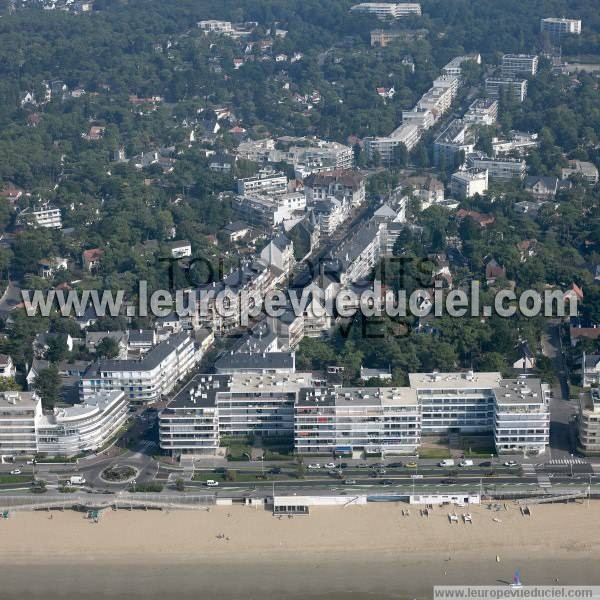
top-left (99, 465), bottom-right (139, 484)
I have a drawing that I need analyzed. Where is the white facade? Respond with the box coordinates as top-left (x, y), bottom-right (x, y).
top-left (0, 392), bottom-right (41, 455)
top-left (20, 206), bottom-right (62, 229)
top-left (350, 3), bottom-right (421, 19)
top-left (493, 379), bottom-right (549, 455)
top-left (467, 154), bottom-right (526, 180)
top-left (80, 332), bottom-right (198, 406)
top-left (364, 124), bottom-right (420, 162)
top-left (450, 169), bottom-right (488, 199)
top-left (295, 386), bottom-right (421, 455)
top-left (501, 54), bottom-right (538, 78)
top-left (237, 171), bottom-right (288, 195)
top-left (409, 371), bottom-right (502, 434)
top-left (541, 18), bottom-right (581, 35)
top-left (485, 78), bottom-right (528, 103)
top-left (36, 391), bottom-right (129, 456)
top-left (464, 98), bottom-right (498, 125)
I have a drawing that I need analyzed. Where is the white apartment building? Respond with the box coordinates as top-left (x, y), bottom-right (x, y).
top-left (312, 197), bottom-right (350, 237)
top-left (464, 98), bottom-right (498, 125)
top-left (450, 168), bottom-right (489, 199)
top-left (19, 205), bottom-right (63, 229)
top-left (350, 3), bottom-right (421, 19)
top-left (467, 153), bottom-right (527, 180)
top-left (235, 192), bottom-right (305, 227)
top-left (80, 332), bottom-right (198, 406)
top-left (581, 353), bottom-right (600, 388)
top-left (295, 386), bottom-right (421, 455)
top-left (493, 378), bottom-right (549, 455)
top-left (485, 77), bottom-right (528, 102)
top-left (0, 390), bottom-right (128, 457)
top-left (442, 54), bottom-right (481, 77)
top-left (0, 391), bottom-right (40, 455)
top-left (433, 119), bottom-right (476, 167)
top-left (159, 372), bottom-right (314, 455)
top-left (36, 391), bottom-right (129, 456)
top-left (197, 20), bottom-right (233, 33)
top-left (236, 138), bottom-right (276, 162)
top-left (237, 171), bottom-right (288, 195)
top-left (273, 140), bottom-right (354, 177)
top-left (541, 18), bottom-right (581, 36)
top-left (364, 124), bottom-right (420, 162)
top-left (402, 108), bottom-right (435, 131)
top-left (305, 170), bottom-right (366, 208)
top-left (409, 371), bottom-right (501, 433)
top-left (578, 388), bottom-right (600, 455)
top-left (501, 54), bottom-right (538, 78)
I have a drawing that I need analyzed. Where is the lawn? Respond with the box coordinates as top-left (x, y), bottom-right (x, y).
top-left (0, 474), bottom-right (31, 485)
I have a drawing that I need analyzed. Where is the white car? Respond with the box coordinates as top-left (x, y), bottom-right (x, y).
top-left (324, 462), bottom-right (336, 469)
top-left (503, 461), bottom-right (518, 467)
top-left (307, 463), bottom-right (321, 470)
top-left (10, 469), bottom-right (21, 475)
top-left (205, 480), bottom-right (219, 487)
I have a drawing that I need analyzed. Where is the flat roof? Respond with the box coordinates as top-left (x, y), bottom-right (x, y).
top-left (409, 371), bottom-right (502, 389)
top-left (494, 378), bottom-right (545, 405)
top-left (298, 386), bottom-right (418, 407)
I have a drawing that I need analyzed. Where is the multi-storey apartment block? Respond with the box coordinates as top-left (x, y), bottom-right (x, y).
top-left (450, 168), bottom-right (489, 199)
top-left (294, 386), bottom-right (421, 455)
top-left (409, 371), bottom-right (501, 434)
top-left (485, 77), bottom-right (528, 103)
top-left (80, 332), bottom-right (198, 406)
top-left (578, 388), bottom-right (600, 455)
top-left (463, 98), bottom-right (498, 126)
top-left (501, 54), bottom-right (538, 78)
top-left (433, 119), bottom-right (476, 167)
top-left (541, 17), bottom-right (581, 36)
top-left (0, 390), bottom-right (128, 456)
top-left (467, 153), bottom-right (527, 180)
top-left (236, 171), bottom-right (288, 195)
top-left (351, 3), bottom-right (421, 19)
top-left (493, 378), bottom-right (550, 455)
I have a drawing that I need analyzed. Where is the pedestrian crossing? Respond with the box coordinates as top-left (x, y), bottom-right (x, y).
top-left (548, 458), bottom-right (587, 465)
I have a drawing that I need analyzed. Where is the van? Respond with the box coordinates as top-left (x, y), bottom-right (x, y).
top-left (205, 480), bottom-right (219, 487)
top-left (69, 475), bottom-right (86, 485)
top-left (438, 459), bottom-right (455, 467)
top-left (458, 459), bottom-right (474, 467)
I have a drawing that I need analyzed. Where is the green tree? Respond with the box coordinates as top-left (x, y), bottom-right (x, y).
top-left (33, 365), bottom-right (61, 408)
top-left (96, 336), bottom-right (120, 359)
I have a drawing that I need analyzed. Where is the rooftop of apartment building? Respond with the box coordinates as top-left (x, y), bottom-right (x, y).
top-left (298, 385), bottom-right (418, 407)
top-left (328, 219), bottom-right (381, 269)
top-left (580, 387), bottom-right (600, 415)
top-left (84, 331), bottom-right (191, 375)
top-left (305, 169), bottom-right (364, 189)
top-left (493, 378), bottom-right (545, 406)
top-left (408, 371), bottom-right (502, 390)
top-left (39, 390), bottom-right (125, 425)
top-left (214, 351), bottom-right (295, 372)
top-left (435, 119), bottom-right (474, 144)
top-left (0, 391), bottom-right (40, 410)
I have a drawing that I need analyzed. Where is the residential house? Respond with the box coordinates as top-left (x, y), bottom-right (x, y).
top-left (0, 354), bottom-right (16, 379)
top-left (260, 233), bottom-right (296, 274)
top-left (83, 248), bottom-right (103, 271)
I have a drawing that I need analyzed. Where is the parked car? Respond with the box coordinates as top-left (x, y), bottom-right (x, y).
top-left (504, 461), bottom-right (518, 468)
top-left (307, 463), bottom-right (321, 470)
top-left (10, 469), bottom-right (21, 475)
top-left (405, 461), bottom-right (418, 468)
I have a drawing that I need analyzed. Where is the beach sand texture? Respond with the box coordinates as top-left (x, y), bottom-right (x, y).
top-left (1, 501), bottom-right (599, 599)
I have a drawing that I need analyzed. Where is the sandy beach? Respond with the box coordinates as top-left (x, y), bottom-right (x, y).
top-left (1, 501), bottom-right (600, 599)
